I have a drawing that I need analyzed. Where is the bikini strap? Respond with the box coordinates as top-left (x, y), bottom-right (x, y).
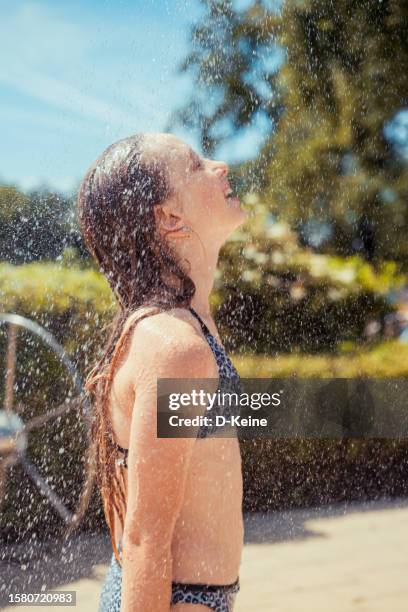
top-left (114, 441), bottom-right (128, 455)
top-left (188, 306), bottom-right (212, 337)
top-left (112, 440), bottom-right (128, 468)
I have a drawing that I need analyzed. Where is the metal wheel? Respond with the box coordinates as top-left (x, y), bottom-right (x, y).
top-left (0, 313), bottom-right (92, 531)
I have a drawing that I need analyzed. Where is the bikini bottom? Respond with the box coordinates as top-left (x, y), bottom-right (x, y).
top-left (98, 545), bottom-right (240, 612)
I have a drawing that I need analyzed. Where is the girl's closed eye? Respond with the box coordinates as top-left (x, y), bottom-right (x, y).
top-left (191, 155), bottom-right (203, 172)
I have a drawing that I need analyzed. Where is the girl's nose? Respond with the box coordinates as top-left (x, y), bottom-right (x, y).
top-left (214, 159), bottom-right (229, 177)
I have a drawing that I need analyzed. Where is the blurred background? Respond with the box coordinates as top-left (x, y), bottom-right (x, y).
top-left (1, 1), bottom-right (408, 610)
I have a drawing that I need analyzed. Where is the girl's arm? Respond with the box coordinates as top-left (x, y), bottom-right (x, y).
top-left (120, 319), bottom-right (216, 612)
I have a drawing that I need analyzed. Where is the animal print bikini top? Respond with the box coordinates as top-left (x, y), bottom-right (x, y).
top-left (112, 306), bottom-right (242, 468)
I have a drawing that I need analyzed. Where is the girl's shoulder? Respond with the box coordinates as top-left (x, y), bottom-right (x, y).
top-left (123, 306), bottom-right (217, 382)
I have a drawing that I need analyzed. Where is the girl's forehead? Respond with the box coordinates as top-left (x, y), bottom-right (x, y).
top-left (143, 134), bottom-right (194, 187)
top-left (145, 133), bottom-right (189, 157)
top-left (144, 134), bottom-right (191, 169)
top-left (164, 139), bottom-right (191, 163)
top-left (163, 142), bottom-right (194, 178)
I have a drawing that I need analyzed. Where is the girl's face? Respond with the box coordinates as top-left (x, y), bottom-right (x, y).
top-left (147, 133), bottom-right (247, 246)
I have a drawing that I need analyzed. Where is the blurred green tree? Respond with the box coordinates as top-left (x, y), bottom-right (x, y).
top-left (0, 184), bottom-right (85, 264)
top-left (171, 0), bottom-right (408, 268)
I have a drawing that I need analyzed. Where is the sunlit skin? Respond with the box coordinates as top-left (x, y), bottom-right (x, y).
top-left (149, 132), bottom-right (247, 321)
top-left (109, 133), bottom-right (246, 611)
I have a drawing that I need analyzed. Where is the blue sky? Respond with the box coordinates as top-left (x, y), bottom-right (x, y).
top-left (0, 1), bottom-right (200, 192)
top-left (1, 0), bottom-right (269, 194)
top-left (2, 1), bottom-right (406, 196)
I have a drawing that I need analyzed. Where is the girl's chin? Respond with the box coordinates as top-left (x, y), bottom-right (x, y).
top-left (226, 196), bottom-right (241, 207)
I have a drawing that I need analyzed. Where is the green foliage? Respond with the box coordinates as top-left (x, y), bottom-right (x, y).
top-left (213, 196), bottom-right (405, 352)
top-left (240, 436), bottom-right (408, 511)
top-left (0, 261), bottom-right (117, 366)
top-left (174, 0), bottom-right (408, 266)
top-left (0, 183), bottom-right (82, 264)
top-left (0, 261), bottom-right (115, 316)
top-left (1, 261), bottom-right (407, 534)
top-left (234, 339), bottom-right (408, 378)
top-left (167, 0), bottom-right (283, 157)
top-left (264, 0), bottom-right (408, 266)
top-left (0, 184), bottom-right (30, 221)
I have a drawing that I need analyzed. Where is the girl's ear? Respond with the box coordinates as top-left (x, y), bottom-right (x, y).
top-left (154, 200), bottom-right (185, 236)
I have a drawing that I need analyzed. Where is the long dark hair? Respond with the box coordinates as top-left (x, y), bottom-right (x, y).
top-left (71, 133), bottom-right (195, 566)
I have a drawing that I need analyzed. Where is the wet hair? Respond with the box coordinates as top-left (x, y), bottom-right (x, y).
top-left (70, 133), bottom-right (195, 566)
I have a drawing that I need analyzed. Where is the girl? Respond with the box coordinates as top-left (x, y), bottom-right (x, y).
top-left (77, 132), bottom-right (247, 611)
